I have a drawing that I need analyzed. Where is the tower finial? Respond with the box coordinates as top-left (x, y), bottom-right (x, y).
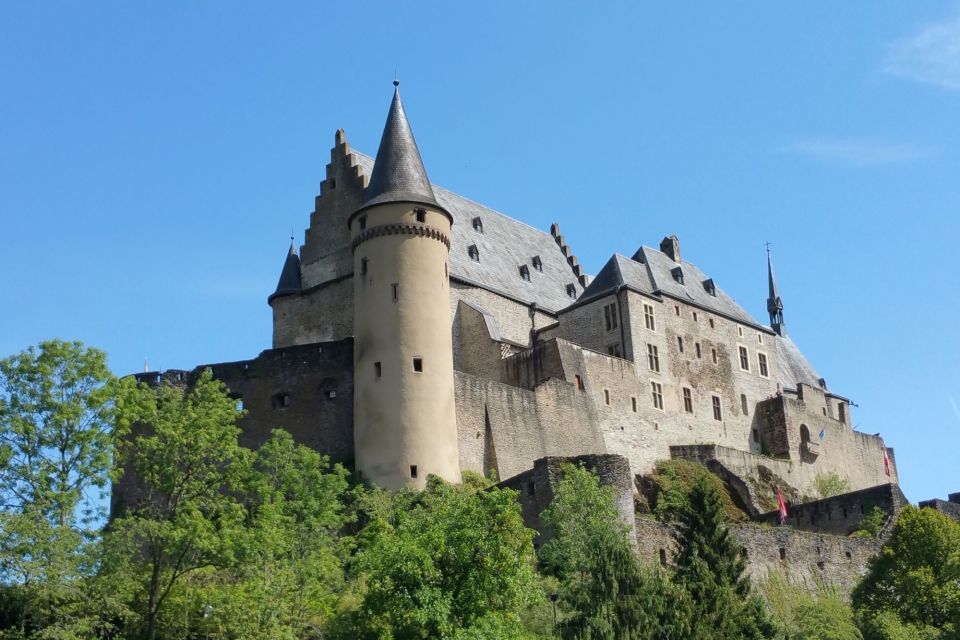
top-left (766, 244), bottom-right (785, 336)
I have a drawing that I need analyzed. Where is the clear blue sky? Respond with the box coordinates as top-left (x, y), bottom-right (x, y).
top-left (1, 2), bottom-right (957, 503)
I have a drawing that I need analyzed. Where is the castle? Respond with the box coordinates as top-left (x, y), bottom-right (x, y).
top-left (121, 83), bottom-right (924, 586)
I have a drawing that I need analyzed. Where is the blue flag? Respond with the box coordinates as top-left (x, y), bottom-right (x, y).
top-left (818, 428), bottom-right (826, 440)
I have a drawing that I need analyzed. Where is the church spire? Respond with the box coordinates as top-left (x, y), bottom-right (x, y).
top-left (361, 81), bottom-right (442, 212)
top-left (766, 245), bottom-right (785, 336)
top-left (267, 240), bottom-right (301, 305)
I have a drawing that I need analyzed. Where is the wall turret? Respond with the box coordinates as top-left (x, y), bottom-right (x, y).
top-left (268, 241), bottom-right (302, 305)
top-left (348, 82), bottom-right (461, 489)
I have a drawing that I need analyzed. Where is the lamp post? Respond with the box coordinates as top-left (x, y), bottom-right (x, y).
top-left (550, 593), bottom-right (559, 635)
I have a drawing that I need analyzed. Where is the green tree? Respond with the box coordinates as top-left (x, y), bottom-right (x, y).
top-left (105, 369), bottom-right (250, 640)
top-left (761, 570), bottom-right (862, 640)
top-left (174, 429), bottom-right (354, 639)
top-left (333, 475), bottom-right (539, 639)
top-left (672, 476), bottom-right (775, 639)
top-left (814, 472), bottom-right (852, 499)
top-left (0, 340), bottom-right (126, 637)
top-left (539, 463), bottom-right (687, 640)
top-left (852, 506), bottom-right (960, 639)
top-left (851, 507), bottom-right (889, 540)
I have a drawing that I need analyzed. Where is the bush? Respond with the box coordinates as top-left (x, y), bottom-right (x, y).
top-left (815, 472), bottom-right (852, 499)
top-left (645, 460), bottom-right (748, 523)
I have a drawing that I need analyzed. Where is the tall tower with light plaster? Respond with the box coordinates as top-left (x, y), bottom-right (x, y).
top-left (348, 83), bottom-right (461, 490)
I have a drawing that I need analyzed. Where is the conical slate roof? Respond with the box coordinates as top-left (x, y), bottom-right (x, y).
top-left (354, 83), bottom-right (448, 219)
top-left (268, 242), bottom-right (302, 304)
top-left (766, 249), bottom-right (785, 335)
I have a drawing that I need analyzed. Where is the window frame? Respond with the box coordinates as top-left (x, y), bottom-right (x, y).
top-left (651, 381), bottom-right (664, 411)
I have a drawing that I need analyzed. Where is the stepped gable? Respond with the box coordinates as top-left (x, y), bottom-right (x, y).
top-left (352, 152), bottom-right (586, 314)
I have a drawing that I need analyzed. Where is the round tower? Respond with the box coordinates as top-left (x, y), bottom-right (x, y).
top-left (348, 83), bottom-right (461, 490)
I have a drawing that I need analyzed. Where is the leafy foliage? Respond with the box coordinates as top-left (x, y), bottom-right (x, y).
top-left (851, 507), bottom-right (889, 540)
top-left (761, 570), bottom-right (862, 640)
top-left (331, 476), bottom-right (539, 639)
top-left (815, 472), bottom-right (852, 499)
top-left (852, 506), bottom-right (960, 639)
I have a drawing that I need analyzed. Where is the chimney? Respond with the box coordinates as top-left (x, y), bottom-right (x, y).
top-left (660, 235), bottom-right (681, 263)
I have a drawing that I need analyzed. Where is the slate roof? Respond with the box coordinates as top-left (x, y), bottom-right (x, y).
top-left (774, 334), bottom-right (825, 391)
top-left (268, 242), bottom-right (302, 303)
top-left (353, 152), bottom-right (586, 314)
top-left (578, 247), bottom-right (764, 330)
top-left (358, 85), bottom-right (443, 216)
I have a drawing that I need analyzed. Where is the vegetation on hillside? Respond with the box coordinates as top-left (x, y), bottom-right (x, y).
top-left (640, 458), bottom-right (749, 523)
top-left (0, 340), bottom-right (957, 639)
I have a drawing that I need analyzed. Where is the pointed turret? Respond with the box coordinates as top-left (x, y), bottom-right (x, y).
top-left (268, 241), bottom-right (301, 305)
top-left (767, 247), bottom-right (785, 336)
top-left (353, 81), bottom-right (450, 221)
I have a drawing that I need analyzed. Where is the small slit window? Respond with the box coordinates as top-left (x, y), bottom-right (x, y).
top-left (391, 283), bottom-right (399, 301)
top-left (413, 357), bottom-right (423, 372)
top-left (711, 348), bottom-right (718, 364)
top-left (414, 208), bottom-right (426, 223)
top-left (677, 336), bottom-right (684, 353)
top-left (575, 375), bottom-right (585, 391)
top-left (603, 389), bottom-right (610, 405)
top-left (741, 393), bottom-right (749, 415)
top-left (360, 257), bottom-right (368, 275)
top-left (631, 396), bottom-right (637, 412)
top-left (472, 217), bottom-right (483, 233)
top-left (695, 342), bottom-right (702, 359)
top-left (358, 215), bottom-right (367, 231)
top-left (519, 265), bottom-right (530, 281)
top-left (410, 465), bottom-right (418, 479)
top-left (374, 362), bottom-right (382, 378)
top-left (271, 392), bottom-right (290, 409)
top-left (532, 255), bottom-right (542, 271)
top-left (468, 244), bottom-right (480, 262)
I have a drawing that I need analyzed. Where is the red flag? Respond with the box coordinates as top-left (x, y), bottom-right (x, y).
top-left (883, 448), bottom-right (891, 477)
top-left (776, 486), bottom-right (788, 525)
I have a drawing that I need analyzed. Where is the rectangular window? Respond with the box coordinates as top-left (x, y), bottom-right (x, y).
top-left (651, 382), bottom-right (664, 410)
top-left (631, 396), bottom-right (638, 413)
top-left (374, 361), bottom-right (382, 378)
top-left (695, 342), bottom-right (701, 359)
top-left (741, 393), bottom-right (749, 415)
top-left (604, 389), bottom-right (610, 405)
top-left (360, 257), bottom-right (368, 275)
top-left (607, 343), bottom-right (621, 357)
top-left (709, 318), bottom-right (715, 329)
top-left (757, 353), bottom-right (769, 378)
top-left (712, 395), bottom-right (722, 421)
top-left (646, 344), bottom-right (660, 372)
top-left (738, 326), bottom-right (744, 337)
top-left (415, 208), bottom-right (426, 223)
top-left (838, 403), bottom-right (846, 424)
top-left (413, 357), bottom-right (423, 372)
top-left (683, 387), bottom-right (693, 413)
top-left (604, 302), bottom-right (618, 330)
top-left (575, 375), bottom-right (585, 391)
top-left (643, 303), bottom-right (656, 331)
top-left (677, 336), bottom-right (684, 353)
top-left (391, 283), bottom-right (399, 301)
top-left (758, 333), bottom-right (763, 344)
top-left (693, 312), bottom-right (698, 322)
top-left (410, 465), bottom-right (418, 479)
top-left (711, 348), bottom-right (718, 364)
top-left (738, 346), bottom-right (750, 371)
top-left (674, 305), bottom-right (680, 316)
top-left (359, 215), bottom-right (367, 231)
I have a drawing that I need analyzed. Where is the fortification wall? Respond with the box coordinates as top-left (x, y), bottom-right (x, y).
top-left (449, 280), bottom-right (555, 349)
top-left (454, 372), bottom-right (606, 481)
top-left (272, 277), bottom-right (353, 348)
top-left (755, 483), bottom-right (908, 535)
top-left (634, 517), bottom-right (881, 592)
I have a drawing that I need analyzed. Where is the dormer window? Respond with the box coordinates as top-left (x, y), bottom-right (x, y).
top-left (566, 283), bottom-right (577, 299)
top-left (703, 278), bottom-right (716, 296)
top-left (472, 217), bottom-right (483, 233)
top-left (414, 208), bottom-right (426, 223)
top-left (671, 266), bottom-right (684, 285)
top-left (468, 244), bottom-right (480, 262)
top-left (532, 256), bottom-right (543, 271)
top-left (519, 265), bottom-right (531, 281)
